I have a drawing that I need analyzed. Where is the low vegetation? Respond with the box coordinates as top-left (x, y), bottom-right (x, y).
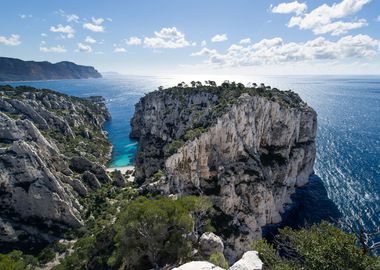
top-left (251, 221), bottom-right (380, 270)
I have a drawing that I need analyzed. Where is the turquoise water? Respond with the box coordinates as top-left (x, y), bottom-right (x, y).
top-left (3, 74), bottom-right (380, 235)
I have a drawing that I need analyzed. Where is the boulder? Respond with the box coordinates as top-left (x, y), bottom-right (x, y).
top-left (70, 157), bottom-right (93, 173)
top-left (229, 251), bottom-right (263, 270)
top-left (173, 261), bottom-right (225, 270)
top-left (199, 232), bottom-right (224, 256)
top-left (112, 170), bottom-right (127, 187)
top-left (82, 171), bottom-right (101, 190)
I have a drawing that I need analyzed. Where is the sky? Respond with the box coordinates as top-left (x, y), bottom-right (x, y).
top-left (0, 0), bottom-right (380, 75)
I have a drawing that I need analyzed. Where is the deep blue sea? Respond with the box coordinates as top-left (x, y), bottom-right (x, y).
top-left (3, 74), bottom-right (379, 234)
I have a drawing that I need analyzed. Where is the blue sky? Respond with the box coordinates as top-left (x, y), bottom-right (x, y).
top-left (1, 0), bottom-right (380, 75)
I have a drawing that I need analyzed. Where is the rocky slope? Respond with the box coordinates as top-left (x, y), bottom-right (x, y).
top-left (130, 82), bottom-right (317, 260)
top-left (0, 57), bottom-right (102, 81)
top-left (0, 85), bottom-right (112, 251)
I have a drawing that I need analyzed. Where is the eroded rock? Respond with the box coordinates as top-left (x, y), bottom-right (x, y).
top-left (199, 232), bottom-right (224, 256)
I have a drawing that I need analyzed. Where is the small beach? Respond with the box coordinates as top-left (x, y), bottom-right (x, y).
top-left (106, 165), bottom-right (135, 174)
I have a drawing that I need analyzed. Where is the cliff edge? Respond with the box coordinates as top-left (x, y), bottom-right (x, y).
top-left (130, 81), bottom-right (317, 260)
top-left (0, 85), bottom-right (111, 251)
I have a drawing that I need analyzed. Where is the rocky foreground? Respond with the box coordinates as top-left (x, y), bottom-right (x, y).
top-left (0, 85), bottom-right (115, 250)
top-left (131, 81), bottom-right (317, 260)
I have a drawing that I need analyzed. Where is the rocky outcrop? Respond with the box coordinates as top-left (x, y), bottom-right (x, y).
top-left (173, 261), bottom-right (225, 270)
top-left (173, 251), bottom-right (263, 270)
top-left (130, 84), bottom-right (317, 260)
top-left (0, 57), bottom-right (102, 81)
top-left (230, 251), bottom-right (263, 270)
top-left (0, 85), bottom-right (111, 250)
top-left (199, 232), bottom-right (224, 256)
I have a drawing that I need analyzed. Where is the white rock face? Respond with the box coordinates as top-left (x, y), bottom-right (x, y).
top-left (173, 261), bottom-right (225, 270)
top-left (0, 87), bottom-right (111, 246)
top-left (131, 88), bottom-right (317, 260)
top-left (199, 232), bottom-right (224, 256)
top-left (230, 251), bottom-right (263, 270)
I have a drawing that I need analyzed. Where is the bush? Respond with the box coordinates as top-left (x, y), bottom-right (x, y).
top-left (166, 139), bottom-right (185, 156)
top-left (184, 127), bottom-right (206, 141)
top-left (209, 252), bottom-right (229, 268)
top-left (0, 250), bottom-right (38, 270)
top-left (110, 196), bottom-right (213, 269)
top-left (252, 222), bottom-right (380, 270)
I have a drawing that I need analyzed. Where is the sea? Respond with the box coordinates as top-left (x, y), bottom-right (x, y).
top-left (3, 74), bottom-right (380, 235)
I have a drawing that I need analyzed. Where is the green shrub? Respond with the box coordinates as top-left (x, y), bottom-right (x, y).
top-left (184, 127), bottom-right (206, 141)
top-left (37, 246), bottom-right (56, 264)
top-left (166, 139), bottom-right (185, 156)
top-left (209, 252), bottom-right (229, 268)
top-left (0, 250), bottom-right (38, 270)
top-left (108, 196), bottom-right (214, 269)
top-left (252, 222), bottom-right (380, 270)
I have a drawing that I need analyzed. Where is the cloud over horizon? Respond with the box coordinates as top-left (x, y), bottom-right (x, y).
top-left (40, 45), bottom-right (66, 53)
top-left (83, 17), bottom-right (106, 32)
top-left (272, 0), bottom-right (371, 36)
top-left (143, 27), bottom-right (191, 49)
top-left (50, 24), bottom-right (75, 38)
top-left (191, 34), bottom-right (380, 67)
top-left (211, 34), bottom-right (228, 42)
top-left (0, 34), bottom-right (21, 46)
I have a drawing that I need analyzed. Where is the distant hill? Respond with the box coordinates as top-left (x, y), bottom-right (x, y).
top-left (0, 57), bottom-right (102, 81)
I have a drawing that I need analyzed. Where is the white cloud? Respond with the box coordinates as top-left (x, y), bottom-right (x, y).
top-left (114, 47), bottom-right (127, 53)
top-left (77, 42), bottom-right (92, 53)
top-left (271, 1), bottom-right (307, 15)
top-left (92, 17), bottom-right (105, 25)
top-left (286, 0), bottom-right (371, 35)
top-left (85, 36), bottom-right (97, 44)
top-left (66, 14), bottom-right (79, 23)
top-left (83, 17), bottom-right (106, 32)
top-left (201, 40), bottom-right (207, 47)
top-left (57, 10), bottom-right (79, 23)
top-left (20, 14), bottom-right (32, 19)
top-left (310, 19), bottom-right (368, 36)
top-left (41, 33), bottom-right (47, 37)
top-left (239, 38), bottom-right (251, 44)
top-left (50, 24), bottom-right (75, 38)
top-left (143, 27), bottom-right (191, 49)
top-left (191, 47), bottom-right (217, 56)
top-left (125, 36), bottom-right (142, 45)
top-left (377, 15), bottom-right (380, 21)
top-left (0, 34), bottom-right (21, 46)
top-left (83, 23), bottom-right (105, 32)
top-left (191, 34), bottom-right (380, 67)
top-left (211, 33), bottom-right (228, 42)
top-left (40, 45), bottom-right (66, 53)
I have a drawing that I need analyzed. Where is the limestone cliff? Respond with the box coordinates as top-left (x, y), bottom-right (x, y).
top-left (130, 83), bottom-right (317, 260)
top-left (0, 85), bottom-right (111, 250)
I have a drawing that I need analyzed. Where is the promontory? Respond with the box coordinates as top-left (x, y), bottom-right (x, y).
top-left (0, 57), bottom-right (102, 81)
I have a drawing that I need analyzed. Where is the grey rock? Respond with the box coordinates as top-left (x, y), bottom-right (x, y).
top-left (82, 171), bottom-right (101, 190)
top-left (230, 251), bottom-right (263, 270)
top-left (0, 86), bottom-right (111, 246)
top-left (173, 261), bottom-right (225, 270)
top-left (112, 170), bottom-right (127, 187)
top-left (131, 88), bottom-right (317, 260)
top-left (199, 232), bottom-right (224, 256)
top-left (70, 157), bottom-right (94, 173)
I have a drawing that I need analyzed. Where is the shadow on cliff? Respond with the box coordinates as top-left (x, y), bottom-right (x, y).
top-left (263, 174), bottom-right (341, 240)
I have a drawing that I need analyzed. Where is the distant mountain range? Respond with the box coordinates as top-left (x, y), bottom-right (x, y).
top-left (0, 57), bottom-right (102, 81)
